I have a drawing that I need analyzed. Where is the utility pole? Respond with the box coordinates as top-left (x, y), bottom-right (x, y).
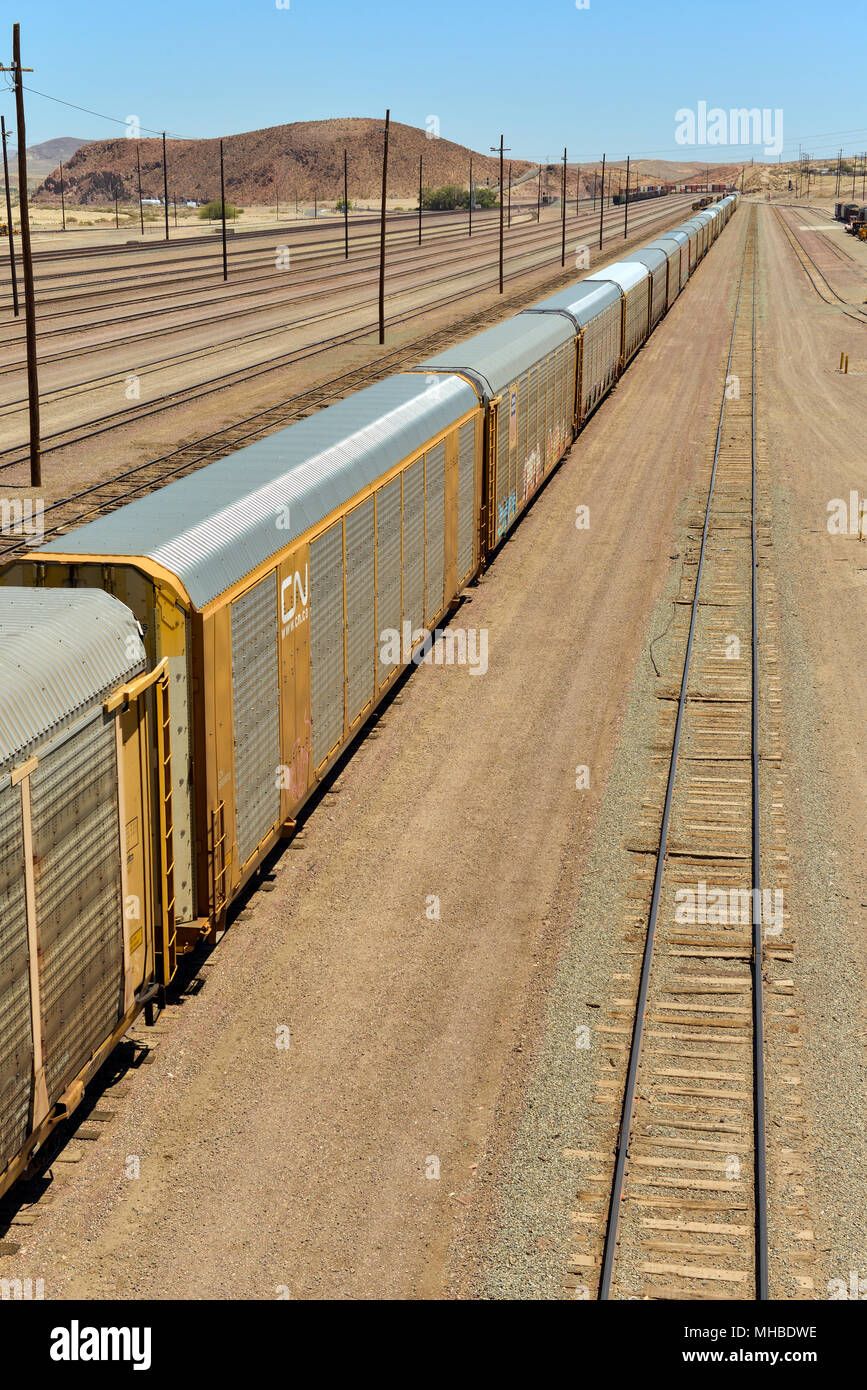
top-left (624, 155), bottom-right (630, 238)
top-left (835, 148), bottom-right (842, 199)
top-left (2, 25), bottom-right (39, 484)
top-left (59, 159), bottom-right (66, 230)
top-left (114, 193), bottom-right (118, 228)
top-left (136, 145), bottom-right (144, 233)
top-left (598, 153), bottom-right (606, 249)
top-left (490, 135), bottom-right (509, 293)
top-left (469, 156), bottom-right (473, 236)
top-left (344, 148), bottom-right (349, 259)
top-left (378, 108), bottom-right (390, 344)
top-left (576, 166), bottom-right (581, 215)
top-left (1, 115), bottom-right (19, 317)
top-left (162, 132), bottom-right (169, 240)
top-left (418, 152), bottom-right (422, 246)
top-left (537, 163), bottom-right (542, 222)
top-left (852, 155), bottom-right (857, 199)
top-left (219, 138), bottom-right (228, 281)
top-left (508, 159), bottom-right (512, 229)
top-left (561, 147), bottom-right (567, 266)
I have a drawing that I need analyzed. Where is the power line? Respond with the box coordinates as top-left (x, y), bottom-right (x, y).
top-left (6, 76), bottom-right (867, 169)
top-left (9, 82), bottom-right (189, 140)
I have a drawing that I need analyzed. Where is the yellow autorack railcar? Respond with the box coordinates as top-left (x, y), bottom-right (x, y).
top-left (8, 374), bottom-right (483, 951)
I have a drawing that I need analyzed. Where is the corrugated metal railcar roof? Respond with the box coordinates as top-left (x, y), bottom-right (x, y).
top-left (0, 588), bottom-right (146, 772)
top-left (643, 235), bottom-right (687, 254)
top-left (622, 247), bottom-right (667, 273)
top-left (585, 259), bottom-right (650, 293)
top-left (420, 313), bottom-right (574, 403)
top-left (521, 278), bottom-right (621, 329)
top-left (38, 372), bottom-right (477, 610)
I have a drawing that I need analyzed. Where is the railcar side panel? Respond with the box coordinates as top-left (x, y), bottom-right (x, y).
top-left (0, 588), bottom-right (169, 1202)
top-left (345, 496), bottom-right (377, 731)
top-left (230, 574), bottom-right (282, 869)
top-left (31, 715), bottom-right (125, 1100)
top-left (580, 300), bottom-right (621, 418)
top-left (0, 781), bottom-right (31, 1179)
top-left (622, 281), bottom-right (650, 363)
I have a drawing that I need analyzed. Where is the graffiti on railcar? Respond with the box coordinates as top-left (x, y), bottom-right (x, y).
top-left (497, 491), bottom-right (518, 538)
top-left (521, 447), bottom-right (543, 505)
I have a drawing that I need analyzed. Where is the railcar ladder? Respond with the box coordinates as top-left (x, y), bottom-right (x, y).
top-left (484, 399), bottom-right (499, 555)
top-left (154, 670), bottom-right (177, 985)
top-left (210, 800), bottom-right (228, 918)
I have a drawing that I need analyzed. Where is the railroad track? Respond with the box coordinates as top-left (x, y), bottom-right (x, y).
top-left (0, 206), bottom-right (636, 370)
top-left (0, 198), bottom-right (696, 477)
top-left (773, 207), bottom-right (867, 324)
top-left (562, 208), bottom-right (815, 1301)
top-left (0, 198), bottom-right (693, 339)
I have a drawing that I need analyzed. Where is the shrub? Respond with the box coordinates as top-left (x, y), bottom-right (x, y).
top-left (421, 184), bottom-right (499, 211)
top-left (199, 199), bottom-right (242, 220)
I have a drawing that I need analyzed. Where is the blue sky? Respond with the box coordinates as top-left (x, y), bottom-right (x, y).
top-left (4, 0), bottom-right (866, 164)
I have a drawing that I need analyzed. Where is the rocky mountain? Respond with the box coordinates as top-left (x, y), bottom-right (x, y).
top-left (4, 137), bottom-right (91, 188)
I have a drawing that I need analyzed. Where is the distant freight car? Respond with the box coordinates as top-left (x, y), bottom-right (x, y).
top-left (583, 261), bottom-right (651, 364)
top-left (0, 589), bottom-right (174, 1200)
top-left (611, 188), bottom-right (669, 206)
top-left (623, 246), bottom-right (668, 328)
top-left (523, 279), bottom-right (622, 421)
top-left (641, 232), bottom-right (689, 307)
top-left (420, 314), bottom-right (576, 545)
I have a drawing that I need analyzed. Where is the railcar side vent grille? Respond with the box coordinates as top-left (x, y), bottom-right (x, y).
top-left (230, 574), bottom-right (282, 867)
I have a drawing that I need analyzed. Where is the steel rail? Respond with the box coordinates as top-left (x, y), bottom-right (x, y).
top-left (773, 208), bottom-right (867, 323)
top-left (598, 207), bottom-right (764, 1300)
top-left (749, 226), bottom-right (769, 1302)
top-left (0, 203), bottom-right (652, 373)
top-left (0, 196), bottom-right (695, 329)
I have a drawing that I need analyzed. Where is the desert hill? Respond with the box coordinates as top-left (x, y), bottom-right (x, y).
top-left (29, 119), bottom-right (748, 207)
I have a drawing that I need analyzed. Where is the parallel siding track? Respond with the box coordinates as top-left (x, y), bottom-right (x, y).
top-left (561, 207), bottom-right (812, 1301)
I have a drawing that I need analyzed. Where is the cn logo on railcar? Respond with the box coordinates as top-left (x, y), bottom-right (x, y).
top-left (281, 565), bottom-right (310, 636)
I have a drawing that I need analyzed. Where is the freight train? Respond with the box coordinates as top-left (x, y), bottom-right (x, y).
top-left (0, 194), bottom-right (738, 1200)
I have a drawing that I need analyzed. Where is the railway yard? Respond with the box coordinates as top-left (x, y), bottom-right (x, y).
top-left (0, 184), bottom-right (865, 1312)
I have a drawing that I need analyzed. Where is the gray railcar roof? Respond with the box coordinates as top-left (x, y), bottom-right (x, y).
top-left (38, 372), bottom-right (477, 610)
top-left (420, 313), bottom-right (574, 402)
top-left (623, 247), bottom-right (667, 272)
top-left (521, 278), bottom-right (621, 329)
top-left (0, 588), bottom-right (146, 771)
top-left (585, 260), bottom-right (650, 294)
top-left (643, 235), bottom-right (687, 254)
